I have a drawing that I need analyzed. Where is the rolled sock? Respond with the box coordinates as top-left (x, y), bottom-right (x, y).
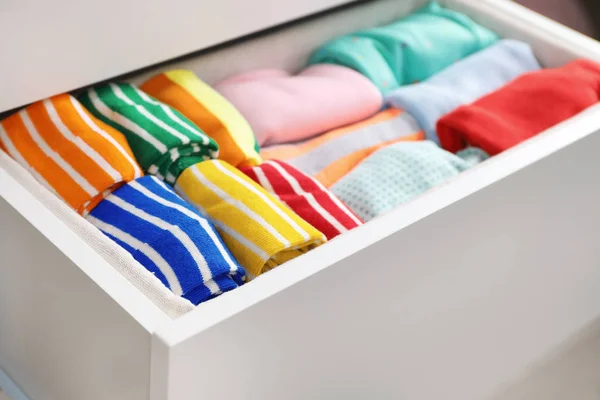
top-left (214, 64), bottom-right (382, 146)
top-left (386, 39), bottom-right (541, 144)
top-left (140, 70), bottom-right (262, 167)
top-left (175, 160), bottom-right (326, 277)
top-left (309, 1), bottom-right (498, 93)
top-left (331, 141), bottom-right (488, 221)
top-left (0, 94), bottom-right (143, 215)
top-left (241, 160), bottom-right (363, 240)
top-left (78, 82), bottom-right (219, 184)
top-left (87, 175), bottom-right (246, 305)
top-left (437, 59), bottom-right (600, 155)
top-left (260, 108), bottom-right (424, 187)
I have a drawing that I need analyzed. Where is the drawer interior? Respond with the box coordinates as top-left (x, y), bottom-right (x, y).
top-left (3, 1), bottom-right (600, 399)
top-left (10, 0), bottom-right (598, 320)
top-left (3, 0), bottom-right (600, 321)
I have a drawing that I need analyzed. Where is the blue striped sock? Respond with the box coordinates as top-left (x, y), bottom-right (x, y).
top-left (87, 175), bottom-right (245, 305)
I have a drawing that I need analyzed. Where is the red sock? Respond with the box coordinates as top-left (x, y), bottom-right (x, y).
top-left (241, 160), bottom-right (363, 240)
top-left (437, 59), bottom-right (600, 155)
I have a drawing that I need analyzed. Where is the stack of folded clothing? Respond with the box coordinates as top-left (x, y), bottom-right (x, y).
top-left (138, 70), bottom-right (335, 277)
top-left (0, 94), bottom-right (247, 305)
top-left (4, 1), bottom-right (600, 310)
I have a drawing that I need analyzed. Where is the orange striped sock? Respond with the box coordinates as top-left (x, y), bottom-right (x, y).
top-left (0, 94), bottom-right (143, 215)
top-left (141, 70), bottom-right (262, 168)
top-left (260, 108), bottom-right (425, 187)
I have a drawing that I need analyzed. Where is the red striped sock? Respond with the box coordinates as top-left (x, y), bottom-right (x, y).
top-left (241, 160), bottom-right (362, 240)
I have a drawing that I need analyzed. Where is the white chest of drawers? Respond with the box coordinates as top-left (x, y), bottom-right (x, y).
top-left (2, 1), bottom-right (600, 399)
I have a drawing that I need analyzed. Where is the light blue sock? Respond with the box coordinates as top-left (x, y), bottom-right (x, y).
top-left (385, 39), bottom-right (541, 144)
top-left (331, 141), bottom-right (488, 222)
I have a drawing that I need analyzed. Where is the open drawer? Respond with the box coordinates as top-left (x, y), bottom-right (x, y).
top-left (2, 0), bottom-right (600, 399)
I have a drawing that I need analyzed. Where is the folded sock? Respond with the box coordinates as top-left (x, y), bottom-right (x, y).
top-left (437, 59), bottom-right (600, 155)
top-left (331, 141), bottom-right (488, 221)
top-left (214, 64), bottom-right (382, 146)
top-left (386, 39), bottom-right (541, 144)
top-left (87, 175), bottom-right (245, 305)
top-left (140, 70), bottom-right (262, 167)
top-left (175, 160), bottom-right (325, 277)
top-left (260, 108), bottom-right (424, 187)
top-left (0, 94), bottom-right (143, 215)
top-left (78, 82), bottom-right (219, 184)
top-left (241, 160), bottom-right (363, 240)
top-left (309, 1), bottom-right (498, 93)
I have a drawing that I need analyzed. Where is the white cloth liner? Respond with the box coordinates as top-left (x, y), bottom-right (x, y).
top-left (0, 150), bottom-right (194, 319)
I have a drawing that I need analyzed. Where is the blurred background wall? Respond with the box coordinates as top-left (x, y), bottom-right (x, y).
top-left (515, 0), bottom-right (600, 39)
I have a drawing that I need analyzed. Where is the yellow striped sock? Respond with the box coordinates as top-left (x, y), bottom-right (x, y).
top-left (176, 160), bottom-right (325, 276)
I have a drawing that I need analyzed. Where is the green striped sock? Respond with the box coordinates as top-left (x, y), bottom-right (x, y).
top-left (78, 82), bottom-right (219, 184)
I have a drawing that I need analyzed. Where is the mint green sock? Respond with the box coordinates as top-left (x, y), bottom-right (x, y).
top-left (309, 1), bottom-right (498, 93)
